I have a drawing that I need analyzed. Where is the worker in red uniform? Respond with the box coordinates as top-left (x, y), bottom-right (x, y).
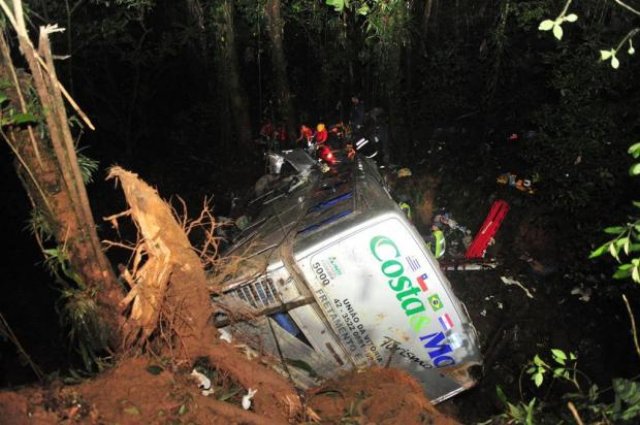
top-left (315, 123), bottom-right (328, 145)
top-left (297, 124), bottom-right (313, 144)
top-left (274, 122), bottom-right (288, 148)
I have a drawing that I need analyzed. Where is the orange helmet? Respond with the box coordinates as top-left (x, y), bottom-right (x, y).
top-left (316, 123), bottom-right (326, 132)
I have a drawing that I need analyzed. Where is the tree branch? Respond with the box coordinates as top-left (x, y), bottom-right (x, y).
top-left (614, 0), bottom-right (640, 17)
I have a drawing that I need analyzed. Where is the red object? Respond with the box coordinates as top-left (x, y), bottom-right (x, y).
top-left (316, 129), bottom-right (328, 144)
top-left (318, 145), bottom-right (337, 165)
top-left (465, 200), bottom-right (510, 259)
top-left (275, 124), bottom-right (287, 142)
top-left (299, 125), bottom-right (313, 142)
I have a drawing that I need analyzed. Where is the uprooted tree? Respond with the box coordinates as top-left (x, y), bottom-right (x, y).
top-left (0, 2), bottom-right (302, 421)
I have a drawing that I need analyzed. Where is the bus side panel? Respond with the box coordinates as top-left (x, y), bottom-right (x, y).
top-left (299, 216), bottom-right (481, 402)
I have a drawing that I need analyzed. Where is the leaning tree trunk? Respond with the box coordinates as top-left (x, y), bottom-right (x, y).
top-left (265, 0), bottom-right (295, 142)
top-left (0, 24), bottom-right (123, 348)
top-left (219, 0), bottom-right (253, 150)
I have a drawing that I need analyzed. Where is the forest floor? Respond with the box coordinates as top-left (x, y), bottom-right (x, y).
top-left (2, 128), bottom-right (640, 424)
top-left (0, 357), bottom-right (459, 424)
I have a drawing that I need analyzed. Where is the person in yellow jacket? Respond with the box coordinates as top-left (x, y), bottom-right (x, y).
top-left (427, 224), bottom-right (446, 259)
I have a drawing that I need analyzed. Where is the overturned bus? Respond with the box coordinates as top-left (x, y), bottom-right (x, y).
top-left (211, 150), bottom-right (482, 403)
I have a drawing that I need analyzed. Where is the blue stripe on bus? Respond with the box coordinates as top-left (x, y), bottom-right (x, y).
top-left (298, 209), bottom-right (353, 234)
top-left (308, 191), bottom-right (353, 213)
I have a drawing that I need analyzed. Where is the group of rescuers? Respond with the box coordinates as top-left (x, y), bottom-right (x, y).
top-left (257, 96), bottom-right (462, 260)
top-left (259, 96), bottom-right (385, 162)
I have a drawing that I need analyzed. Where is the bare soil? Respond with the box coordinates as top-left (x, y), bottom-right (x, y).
top-left (0, 356), bottom-right (458, 424)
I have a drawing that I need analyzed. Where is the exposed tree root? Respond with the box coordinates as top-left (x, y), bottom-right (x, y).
top-left (105, 166), bottom-right (302, 421)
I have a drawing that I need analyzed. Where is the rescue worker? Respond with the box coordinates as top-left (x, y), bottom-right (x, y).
top-left (327, 121), bottom-right (347, 149)
top-left (297, 124), bottom-right (314, 151)
top-left (399, 201), bottom-right (413, 221)
top-left (366, 107), bottom-right (390, 164)
top-left (315, 123), bottom-right (328, 145)
top-left (274, 122), bottom-right (288, 148)
top-left (427, 224), bottom-right (446, 259)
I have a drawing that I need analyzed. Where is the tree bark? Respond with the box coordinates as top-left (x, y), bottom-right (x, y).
top-left (219, 0), bottom-right (253, 150)
top-left (0, 33), bottom-right (124, 348)
top-left (265, 0), bottom-right (295, 142)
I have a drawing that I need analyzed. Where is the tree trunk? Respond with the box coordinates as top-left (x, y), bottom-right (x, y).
top-left (423, 0), bottom-right (434, 35)
top-left (265, 0), bottom-right (295, 142)
top-left (0, 32), bottom-right (123, 349)
top-left (219, 0), bottom-right (253, 150)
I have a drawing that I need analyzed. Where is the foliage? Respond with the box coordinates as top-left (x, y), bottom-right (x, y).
top-left (493, 350), bottom-right (640, 424)
top-left (539, 0), bottom-right (639, 68)
top-left (0, 89), bottom-right (38, 127)
top-left (76, 149), bottom-right (100, 184)
top-left (526, 349), bottom-right (578, 389)
top-left (494, 386), bottom-right (537, 425)
top-left (590, 142), bottom-right (640, 285)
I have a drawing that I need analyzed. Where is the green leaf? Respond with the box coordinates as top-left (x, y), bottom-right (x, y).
top-left (589, 242), bottom-right (609, 258)
top-left (628, 142), bottom-right (640, 157)
top-left (11, 112), bottom-right (37, 125)
top-left (0, 93), bottom-right (8, 105)
top-left (613, 266), bottom-right (632, 279)
top-left (534, 372), bottom-right (544, 387)
top-left (538, 19), bottom-right (555, 31)
top-left (564, 13), bottom-right (578, 22)
top-left (356, 3), bottom-right (369, 15)
top-left (611, 55), bottom-right (620, 69)
top-left (325, 0), bottom-right (344, 12)
top-left (600, 49), bottom-right (614, 60)
top-left (551, 348), bottom-right (567, 364)
top-left (613, 378), bottom-right (640, 405)
top-left (610, 242), bottom-right (621, 261)
top-left (553, 24), bottom-right (563, 40)
top-left (604, 226), bottom-right (626, 235)
top-left (533, 354), bottom-right (545, 367)
top-left (630, 163), bottom-right (640, 176)
top-left (496, 385), bottom-right (508, 405)
top-left (632, 265), bottom-right (640, 283)
top-left (526, 398), bottom-right (537, 423)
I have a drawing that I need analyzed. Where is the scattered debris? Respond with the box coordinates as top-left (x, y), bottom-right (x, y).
top-left (242, 388), bottom-right (258, 410)
top-left (234, 343), bottom-right (259, 360)
top-left (218, 328), bottom-right (233, 343)
top-left (191, 369), bottom-right (214, 396)
top-left (496, 172), bottom-right (536, 194)
top-left (571, 286), bottom-right (592, 302)
top-left (500, 276), bottom-right (534, 299)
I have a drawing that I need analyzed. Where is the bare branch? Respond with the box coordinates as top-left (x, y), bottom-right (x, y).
top-left (614, 0), bottom-right (640, 17)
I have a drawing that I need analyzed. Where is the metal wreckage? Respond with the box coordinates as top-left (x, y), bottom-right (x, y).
top-left (210, 148), bottom-right (484, 403)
